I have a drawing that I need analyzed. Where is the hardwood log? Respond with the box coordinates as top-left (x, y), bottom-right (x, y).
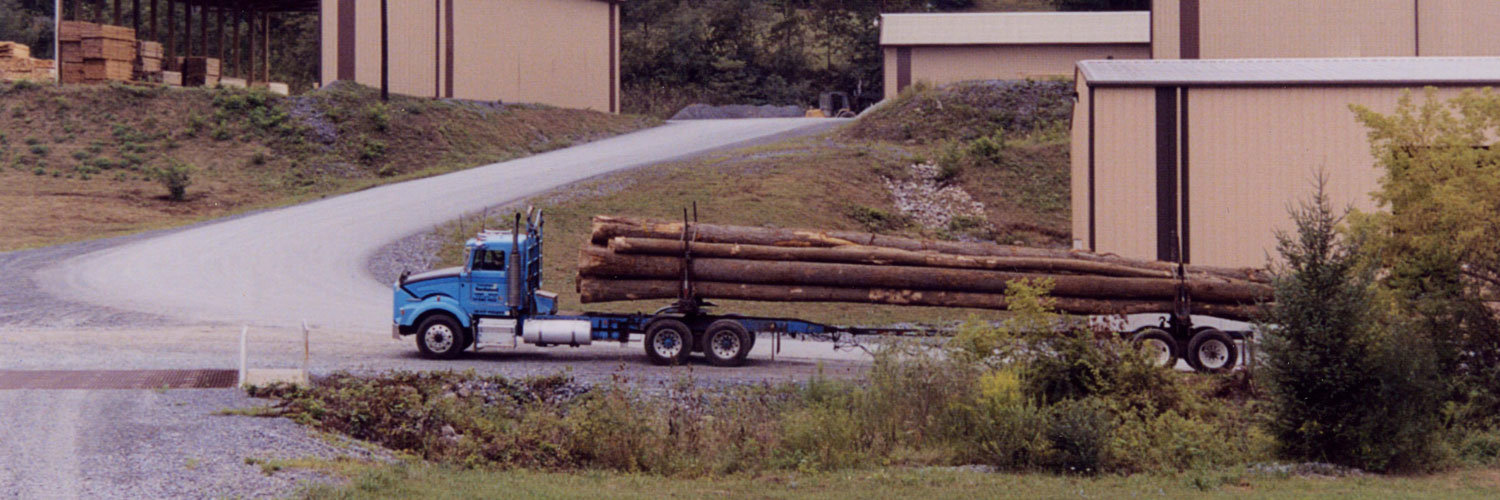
top-left (590, 215), bottom-right (1270, 283)
top-left (609, 236), bottom-right (1178, 279)
top-left (575, 278), bottom-right (1262, 321)
top-left (577, 247), bottom-right (1272, 304)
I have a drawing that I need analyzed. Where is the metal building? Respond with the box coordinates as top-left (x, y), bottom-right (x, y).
top-left (321, 0), bottom-right (621, 112)
top-left (879, 12), bottom-right (1149, 99)
top-left (1070, 57), bottom-right (1500, 267)
top-left (1152, 0), bottom-right (1500, 59)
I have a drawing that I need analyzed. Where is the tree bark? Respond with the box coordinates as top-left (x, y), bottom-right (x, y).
top-left (577, 247), bottom-right (1272, 304)
top-left (575, 278), bottom-right (1261, 321)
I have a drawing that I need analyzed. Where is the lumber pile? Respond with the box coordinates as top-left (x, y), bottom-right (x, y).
top-left (0, 42), bottom-right (52, 82)
top-left (181, 57), bottom-right (220, 87)
top-left (59, 21), bottom-right (136, 84)
top-left (135, 41), bottom-right (163, 82)
top-left (576, 216), bottom-right (1273, 320)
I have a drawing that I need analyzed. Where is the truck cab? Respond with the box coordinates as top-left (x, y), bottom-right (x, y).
top-left (392, 213), bottom-right (563, 357)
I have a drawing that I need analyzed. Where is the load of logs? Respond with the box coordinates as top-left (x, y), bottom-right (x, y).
top-left (576, 216), bottom-right (1273, 321)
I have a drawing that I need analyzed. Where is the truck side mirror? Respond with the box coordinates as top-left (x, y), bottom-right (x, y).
top-left (399, 270), bottom-right (410, 285)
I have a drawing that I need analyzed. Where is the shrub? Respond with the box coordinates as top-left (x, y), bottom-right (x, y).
top-left (359, 138), bottom-right (387, 163)
top-left (367, 103), bottom-right (392, 132)
top-left (846, 205), bottom-right (911, 233)
top-left (29, 144), bottom-right (47, 156)
top-left (1263, 181), bottom-right (1444, 472)
top-left (1047, 397), bottom-right (1114, 474)
top-left (147, 160), bottom-right (195, 201)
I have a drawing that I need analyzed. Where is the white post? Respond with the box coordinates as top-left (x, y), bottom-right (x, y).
top-left (301, 320), bottom-right (310, 376)
top-left (238, 325), bottom-right (248, 387)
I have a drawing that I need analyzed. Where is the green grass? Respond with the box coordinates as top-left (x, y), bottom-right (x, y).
top-left (300, 463), bottom-right (1500, 499)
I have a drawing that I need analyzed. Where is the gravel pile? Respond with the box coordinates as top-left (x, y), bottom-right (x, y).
top-left (671, 103), bottom-right (806, 120)
top-left (884, 162), bottom-right (987, 229)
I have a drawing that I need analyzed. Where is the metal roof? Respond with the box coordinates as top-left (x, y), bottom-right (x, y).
top-left (879, 11), bottom-right (1150, 46)
top-left (1078, 57), bottom-right (1500, 86)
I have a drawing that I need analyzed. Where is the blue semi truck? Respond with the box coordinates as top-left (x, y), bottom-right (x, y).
top-left (392, 211), bottom-right (1248, 370)
top-left (392, 210), bottom-right (923, 367)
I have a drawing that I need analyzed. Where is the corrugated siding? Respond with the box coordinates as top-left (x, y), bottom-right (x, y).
top-left (906, 44), bottom-right (1148, 89)
top-left (1185, 86), bottom-right (1472, 266)
top-left (1091, 87), bottom-right (1157, 259)
top-left (1069, 77), bottom-right (1090, 248)
top-left (1199, 0), bottom-right (1415, 59)
top-left (1151, 0), bottom-right (1179, 59)
top-left (1419, 0), bottom-right (1500, 56)
top-left (319, 0), bottom-right (612, 111)
top-left (883, 48), bottom-right (898, 100)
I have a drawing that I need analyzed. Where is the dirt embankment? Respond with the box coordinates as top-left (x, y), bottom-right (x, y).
top-left (0, 81), bottom-right (656, 251)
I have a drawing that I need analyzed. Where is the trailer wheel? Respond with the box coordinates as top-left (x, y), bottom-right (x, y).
top-left (704, 320), bottom-right (751, 367)
top-left (644, 319), bottom-right (693, 366)
top-left (416, 315), bottom-right (466, 360)
top-left (1187, 328), bottom-right (1237, 373)
top-left (1129, 328), bottom-right (1177, 368)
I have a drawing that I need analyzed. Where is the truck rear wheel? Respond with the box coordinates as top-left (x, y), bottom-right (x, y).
top-left (1129, 328), bottom-right (1177, 368)
top-left (644, 319), bottom-right (692, 366)
top-left (416, 315), bottom-right (466, 360)
top-left (703, 320), bottom-right (751, 367)
top-left (1187, 328), bottom-right (1237, 373)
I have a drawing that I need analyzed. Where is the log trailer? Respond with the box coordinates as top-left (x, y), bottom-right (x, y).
top-left (391, 211), bottom-right (1250, 371)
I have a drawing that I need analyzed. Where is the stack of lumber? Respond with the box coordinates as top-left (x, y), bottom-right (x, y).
top-left (60, 21), bottom-right (136, 84)
top-left (134, 41), bottom-right (163, 82)
top-left (576, 216), bottom-right (1273, 320)
top-left (181, 57), bottom-right (220, 87)
top-left (0, 42), bottom-right (52, 82)
top-left (58, 22), bottom-right (85, 82)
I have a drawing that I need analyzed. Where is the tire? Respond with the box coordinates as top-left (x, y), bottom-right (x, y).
top-left (644, 319), bottom-right (693, 366)
top-left (416, 315), bottom-right (466, 359)
top-left (1187, 328), bottom-right (1238, 373)
top-left (1129, 328), bottom-right (1177, 368)
top-left (703, 320), bottom-right (751, 367)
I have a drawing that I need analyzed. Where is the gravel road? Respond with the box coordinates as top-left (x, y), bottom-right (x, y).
top-left (39, 118), bottom-right (844, 332)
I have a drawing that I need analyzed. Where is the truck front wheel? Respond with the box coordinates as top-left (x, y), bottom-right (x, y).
top-left (644, 319), bottom-right (692, 366)
top-left (416, 315), bottom-right (466, 360)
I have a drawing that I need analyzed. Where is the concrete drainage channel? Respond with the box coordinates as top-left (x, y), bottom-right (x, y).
top-left (0, 369), bottom-right (239, 390)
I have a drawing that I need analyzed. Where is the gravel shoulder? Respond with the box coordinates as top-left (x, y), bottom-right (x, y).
top-left (0, 388), bottom-right (388, 500)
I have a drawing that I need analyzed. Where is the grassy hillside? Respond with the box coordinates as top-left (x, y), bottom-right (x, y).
top-left (0, 81), bottom-right (656, 250)
top-left (423, 80), bottom-right (1074, 326)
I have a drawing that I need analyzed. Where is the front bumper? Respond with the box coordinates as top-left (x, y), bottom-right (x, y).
top-left (392, 322), bottom-right (402, 340)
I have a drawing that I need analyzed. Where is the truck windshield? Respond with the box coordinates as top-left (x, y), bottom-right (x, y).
top-left (472, 249), bottom-right (506, 272)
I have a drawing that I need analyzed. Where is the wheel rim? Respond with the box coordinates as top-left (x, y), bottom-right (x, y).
top-left (424, 324), bottom-right (455, 353)
top-left (1197, 339), bottom-right (1230, 370)
top-left (653, 329), bottom-right (684, 358)
top-left (710, 331), bottom-right (741, 360)
top-left (1142, 338), bottom-right (1173, 366)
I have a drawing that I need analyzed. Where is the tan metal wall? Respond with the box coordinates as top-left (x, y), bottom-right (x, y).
top-left (1418, 0), bottom-right (1500, 56)
top-left (1153, 0), bottom-right (1500, 59)
top-left (1068, 77), bottom-right (1091, 249)
top-left (883, 43), bottom-right (1149, 99)
top-left (1088, 87), bottom-right (1158, 260)
top-left (1078, 83), bottom-right (1476, 267)
top-left (321, 0), bottom-right (617, 112)
top-left (1203, 0), bottom-right (1414, 58)
top-left (1151, 0), bottom-right (1179, 59)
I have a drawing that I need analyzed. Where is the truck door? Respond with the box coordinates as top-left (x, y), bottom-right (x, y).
top-left (467, 247), bottom-right (508, 316)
